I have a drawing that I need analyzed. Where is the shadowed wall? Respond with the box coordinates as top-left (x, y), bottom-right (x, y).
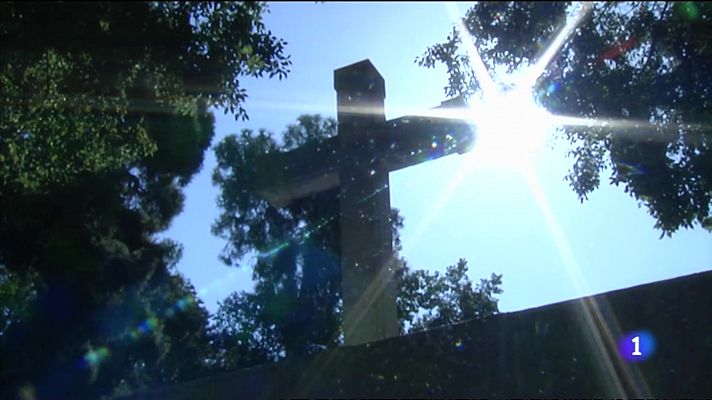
top-left (121, 270), bottom-right (712, 399)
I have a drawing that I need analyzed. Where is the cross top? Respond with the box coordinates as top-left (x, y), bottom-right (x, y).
top-left (251, 59), bottom-right (475, 346)
top-left (334, 59), bottom-right (385, 99)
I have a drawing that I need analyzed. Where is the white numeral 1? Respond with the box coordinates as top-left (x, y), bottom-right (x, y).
top-left (632, 336), bottom-right (642, 356)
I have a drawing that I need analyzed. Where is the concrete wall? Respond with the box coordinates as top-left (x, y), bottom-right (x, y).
top-left (123, 270), bottom-right (712, 399)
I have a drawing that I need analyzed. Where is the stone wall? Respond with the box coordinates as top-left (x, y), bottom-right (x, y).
top-left (122, 270), bottom-right (712, 399)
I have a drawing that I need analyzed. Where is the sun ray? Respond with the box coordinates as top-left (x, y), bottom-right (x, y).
top-left (416, 3), bottom-right (664, 397)
top-left (550, 114), bottom-right (712, 145)
top-left (399, 153), bottom-right (478, 258)
top-left (395, 2), bottom-right (499, 256)
top-left (195, 265), bottom-right (247, 299)
top-left (518, 3), bottom-right (593, 90)
top-left (246, 99), bottom-right (334, 115)
top-left (521, 166), bottom-right (652, 398)
top-left (445, 2), bottom-right (499, 98)
top-left (235, 101), bottom-right (473, 122)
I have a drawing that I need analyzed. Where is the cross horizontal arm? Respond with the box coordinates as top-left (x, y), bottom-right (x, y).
top-left (250, 99), bottom-right (475, 208)
top-left (251, 136), bottom-right (340, 208)
top-left (376, 114), bottom-right (474, 173)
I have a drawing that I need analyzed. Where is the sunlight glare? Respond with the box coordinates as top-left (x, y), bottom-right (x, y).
top-left (468, 87), bottom-right (553, 169)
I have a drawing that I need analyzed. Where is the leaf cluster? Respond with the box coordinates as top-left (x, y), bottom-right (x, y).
top-left (397, 258), bottom-right (502, 333)
top-left (1, 1), bottom-right (290, 193)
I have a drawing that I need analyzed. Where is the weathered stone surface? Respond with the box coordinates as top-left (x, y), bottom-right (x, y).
top-left (334, 60), bottom-right (399, 346)
top-left (120, 269), bottom-right (712, 399)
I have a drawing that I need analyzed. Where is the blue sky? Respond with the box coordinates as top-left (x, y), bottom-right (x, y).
top-left (163, 2), bottom-right (712, 315)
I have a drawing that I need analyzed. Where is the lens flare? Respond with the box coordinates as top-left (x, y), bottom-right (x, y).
top-left (18, 385), bottom-right (36, 400)
top-left (126, 316), bottom-right (161, 341)
top-left (677, 1), bottom-right (700, 20)
top-left (138, 316), bottom-right (159, 334)
top-left (175, 297), bottom-right (195, 311)
top-left (82, 346), bottom-right (111, 368)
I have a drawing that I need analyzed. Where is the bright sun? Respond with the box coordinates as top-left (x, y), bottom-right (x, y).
top-left (466, 86), bottom-right (554, 169)
top-left (441, 0), bottom-right (594, 172)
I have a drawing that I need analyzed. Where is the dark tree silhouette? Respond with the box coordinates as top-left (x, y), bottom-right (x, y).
top-left (0, 2), bottom-right (290, 398)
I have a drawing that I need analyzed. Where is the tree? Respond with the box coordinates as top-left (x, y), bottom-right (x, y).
top-left (0, 266), bottom-right (37, 338)
top-left (211, 256), bottom-right (503, 370)
top-left (211, 115), bottom-right (503, 369)
top-left (419, 1), bottom-right (712, 236)
top-left (1, 2), bottom-right (289, 192)
top-left (103, 271), bottom-right (213, 398)
top-left (0, 2), bottom-right (290, 398)
top-left (210, 287), bottom-right (289, 371)
top-left (212, 115), bottom-right (343, 361)
top-left (397, 258), bottom-right (502, 334)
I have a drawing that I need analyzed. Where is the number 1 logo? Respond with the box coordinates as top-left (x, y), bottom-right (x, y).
top-left (619, 330), bottom-right (655, 362)
top-left (631, 336), bottom-right (642, 356)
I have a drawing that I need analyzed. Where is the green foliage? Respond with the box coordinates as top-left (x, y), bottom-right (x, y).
top-left (397, 259), bottom-right (502, 333)
top-left (1, 1), bottom-right (290, 193)
top-left (212, 115), bottom-right (344, 360)
top-left (0, 2), bottom-right (290, 398)
top-left (282, 114), bottom-right (338, 150)
top-left (0, 266), bottom-right (38, 337)
top-left (210, 289), bottom-right (287, 371)
top-left (82, 266), bottom-right (213, 398)
top-left (211, 115), bottom-right (502, 370)
top-left (420, 1), bottom-right (712, 236)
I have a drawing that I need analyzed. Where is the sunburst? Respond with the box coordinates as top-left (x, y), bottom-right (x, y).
top-left (412, 2), bottom-right (665, 397)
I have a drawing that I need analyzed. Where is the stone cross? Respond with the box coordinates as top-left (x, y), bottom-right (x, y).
top-left (251, 59), bottom-right (475, 346)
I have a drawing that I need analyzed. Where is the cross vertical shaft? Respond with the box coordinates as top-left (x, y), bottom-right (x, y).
top-left (334, 60), bottom-right (399, 346)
